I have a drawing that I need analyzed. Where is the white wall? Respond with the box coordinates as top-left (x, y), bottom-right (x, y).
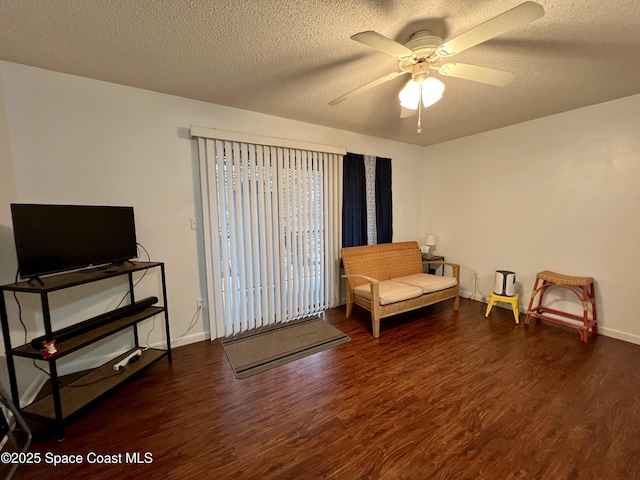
top-left (421, 94), bottom-right (640, 343)
top-left (0, 61), bottom-right (424, 396)
top-left (0, 64), bottom-right (26, 396)
top-left (2, 59), bottom-right (638, 401)
top-left (0, 74), bottom-right (18, 284)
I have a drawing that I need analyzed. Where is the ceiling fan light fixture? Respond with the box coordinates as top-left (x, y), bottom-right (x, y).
top-left (421, 77), bottom-right (445, 108)
top-left (399, 80), bottom-right (421, 110)
top-left (399, 77), bottom-right (445, 110)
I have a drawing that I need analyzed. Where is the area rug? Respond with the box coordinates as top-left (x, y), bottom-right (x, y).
top-left (221, 316), bottom-right (350, 378)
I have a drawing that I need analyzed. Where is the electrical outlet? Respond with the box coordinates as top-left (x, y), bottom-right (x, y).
top-left (196, 298), bottom-right (203, 309)
top-left (473, 270), bottom-right (479, 277)
top-left (190, 217), bottom-right (198, 230)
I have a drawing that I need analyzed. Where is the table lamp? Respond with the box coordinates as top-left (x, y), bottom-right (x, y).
top-left (424, 234), bottom-right (436, 259)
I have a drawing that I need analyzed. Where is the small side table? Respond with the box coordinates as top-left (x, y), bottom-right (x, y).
top-left (422, 255), bottom-right (445, 275)
top-left (485, 293), bottom-right (520, 324)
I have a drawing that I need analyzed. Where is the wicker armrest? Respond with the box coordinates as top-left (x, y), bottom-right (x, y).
top-left (342, 273), bottom-right (381, 304)
top-left (342, 273), bottom-right (380, 284)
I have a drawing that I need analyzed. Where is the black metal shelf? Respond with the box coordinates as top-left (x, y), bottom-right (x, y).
top-left (10, 306), bottom-right (165, 360)
top-left (22, 347), bottom-right (167, 422)
top-left (1, 261), bottom-right (163, 294)
top-left (0, 261), bottom-right (172, 440)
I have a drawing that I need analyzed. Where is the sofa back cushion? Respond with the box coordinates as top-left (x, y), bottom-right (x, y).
top-left (341, 241), bottom-right (424, 288)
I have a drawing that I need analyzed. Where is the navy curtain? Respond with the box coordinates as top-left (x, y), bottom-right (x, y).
top-left (342, 152), bottom-right (392, 247)
top-left (375, 157), bottom-right (393, 244)
top-left (342, 153), bottom-right (367, 248)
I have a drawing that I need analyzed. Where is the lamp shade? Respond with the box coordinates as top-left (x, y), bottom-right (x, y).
top-left (421, 78), bottom-right (445, 108)
top-left (399, 80), bottom-right (421, 109)
top-left (398, 78), bottom-right (445, 111)
top-left (426, 234), bottom-right (436, 246)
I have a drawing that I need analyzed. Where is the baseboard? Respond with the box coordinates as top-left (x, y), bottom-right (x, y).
top-left (1, 332), bottom-right (209, 409)
top-left (58, 332), bottom-right (209, 372)
top-left (56, 351), bottom-right (130, 376)
top-left (160, 330), bottom-right (210, 347)
top-left (594, 327), bottom-right (640, 346)
top-left (460, 290), bottom-right (640, 346)
top-left (460, 290), bottom-right (488, 304)
top-left (462, 289), bottom-right (535, 312)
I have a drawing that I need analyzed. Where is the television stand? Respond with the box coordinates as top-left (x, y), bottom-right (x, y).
top-left (27, 276), bottom-right (45, 286)
top-left (0, 261), bottom-right (171, 440)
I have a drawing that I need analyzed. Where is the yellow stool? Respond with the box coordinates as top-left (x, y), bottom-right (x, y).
top-left (485, 293), bottom-right (520, 324)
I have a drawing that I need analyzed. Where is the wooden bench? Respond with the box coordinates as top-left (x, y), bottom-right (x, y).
top-left (341, 241), bottom-right (460, 338)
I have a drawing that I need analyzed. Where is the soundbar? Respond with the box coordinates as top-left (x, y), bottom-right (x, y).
top-left (31, 296), bottom-right (158, 349)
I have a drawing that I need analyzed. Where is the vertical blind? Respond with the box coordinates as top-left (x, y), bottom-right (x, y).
top-left (192, 127), bottom-right (345, 338)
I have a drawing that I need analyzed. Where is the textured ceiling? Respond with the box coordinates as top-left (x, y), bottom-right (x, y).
top-left (1, 0), bottom-right (639, 146)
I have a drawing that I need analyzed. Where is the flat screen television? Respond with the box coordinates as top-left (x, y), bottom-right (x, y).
top-left (10, 203), bottom-right (138, 279)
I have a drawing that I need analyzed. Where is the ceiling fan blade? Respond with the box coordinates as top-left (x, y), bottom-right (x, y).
top-left (351, 31), bottom-right (416, 59)
top-left (436, 63), bottom-right (515, 87)
top-left (436, 1), bottom-right (544, 57)
top-left (400, 107), bottom-right (417, 118)
top-left (328, 71), bottom-right (409, 106)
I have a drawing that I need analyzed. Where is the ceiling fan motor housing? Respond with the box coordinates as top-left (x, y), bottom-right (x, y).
top-left (404, 30), bottom-right (444, 56)
top-left (398, 30), bottom-right (444, 78)
top-left (412, 62), bottom-right (431, 82)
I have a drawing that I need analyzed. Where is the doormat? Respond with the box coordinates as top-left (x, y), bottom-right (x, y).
top-left (221, 316), bottom-right (350, 379)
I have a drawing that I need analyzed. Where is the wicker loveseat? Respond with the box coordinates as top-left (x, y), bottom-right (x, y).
top-left (341, 241), bottom-right (460, 338)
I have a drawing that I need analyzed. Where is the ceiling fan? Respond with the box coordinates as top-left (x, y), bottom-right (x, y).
top-left (328, 1), bottom-right (545, 123)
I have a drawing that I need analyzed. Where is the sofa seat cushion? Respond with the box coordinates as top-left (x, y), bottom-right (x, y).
top-left (394, 273), bottom-right (458, 294)
top-left (353, 280), bottom-right (423, 306)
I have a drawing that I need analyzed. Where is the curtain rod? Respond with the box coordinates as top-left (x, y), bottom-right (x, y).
top-left (190, 126), bottom-right (346, 155)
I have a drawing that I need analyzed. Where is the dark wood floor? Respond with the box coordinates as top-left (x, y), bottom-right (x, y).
top-left (7, 298), bottom-right (640, 480)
